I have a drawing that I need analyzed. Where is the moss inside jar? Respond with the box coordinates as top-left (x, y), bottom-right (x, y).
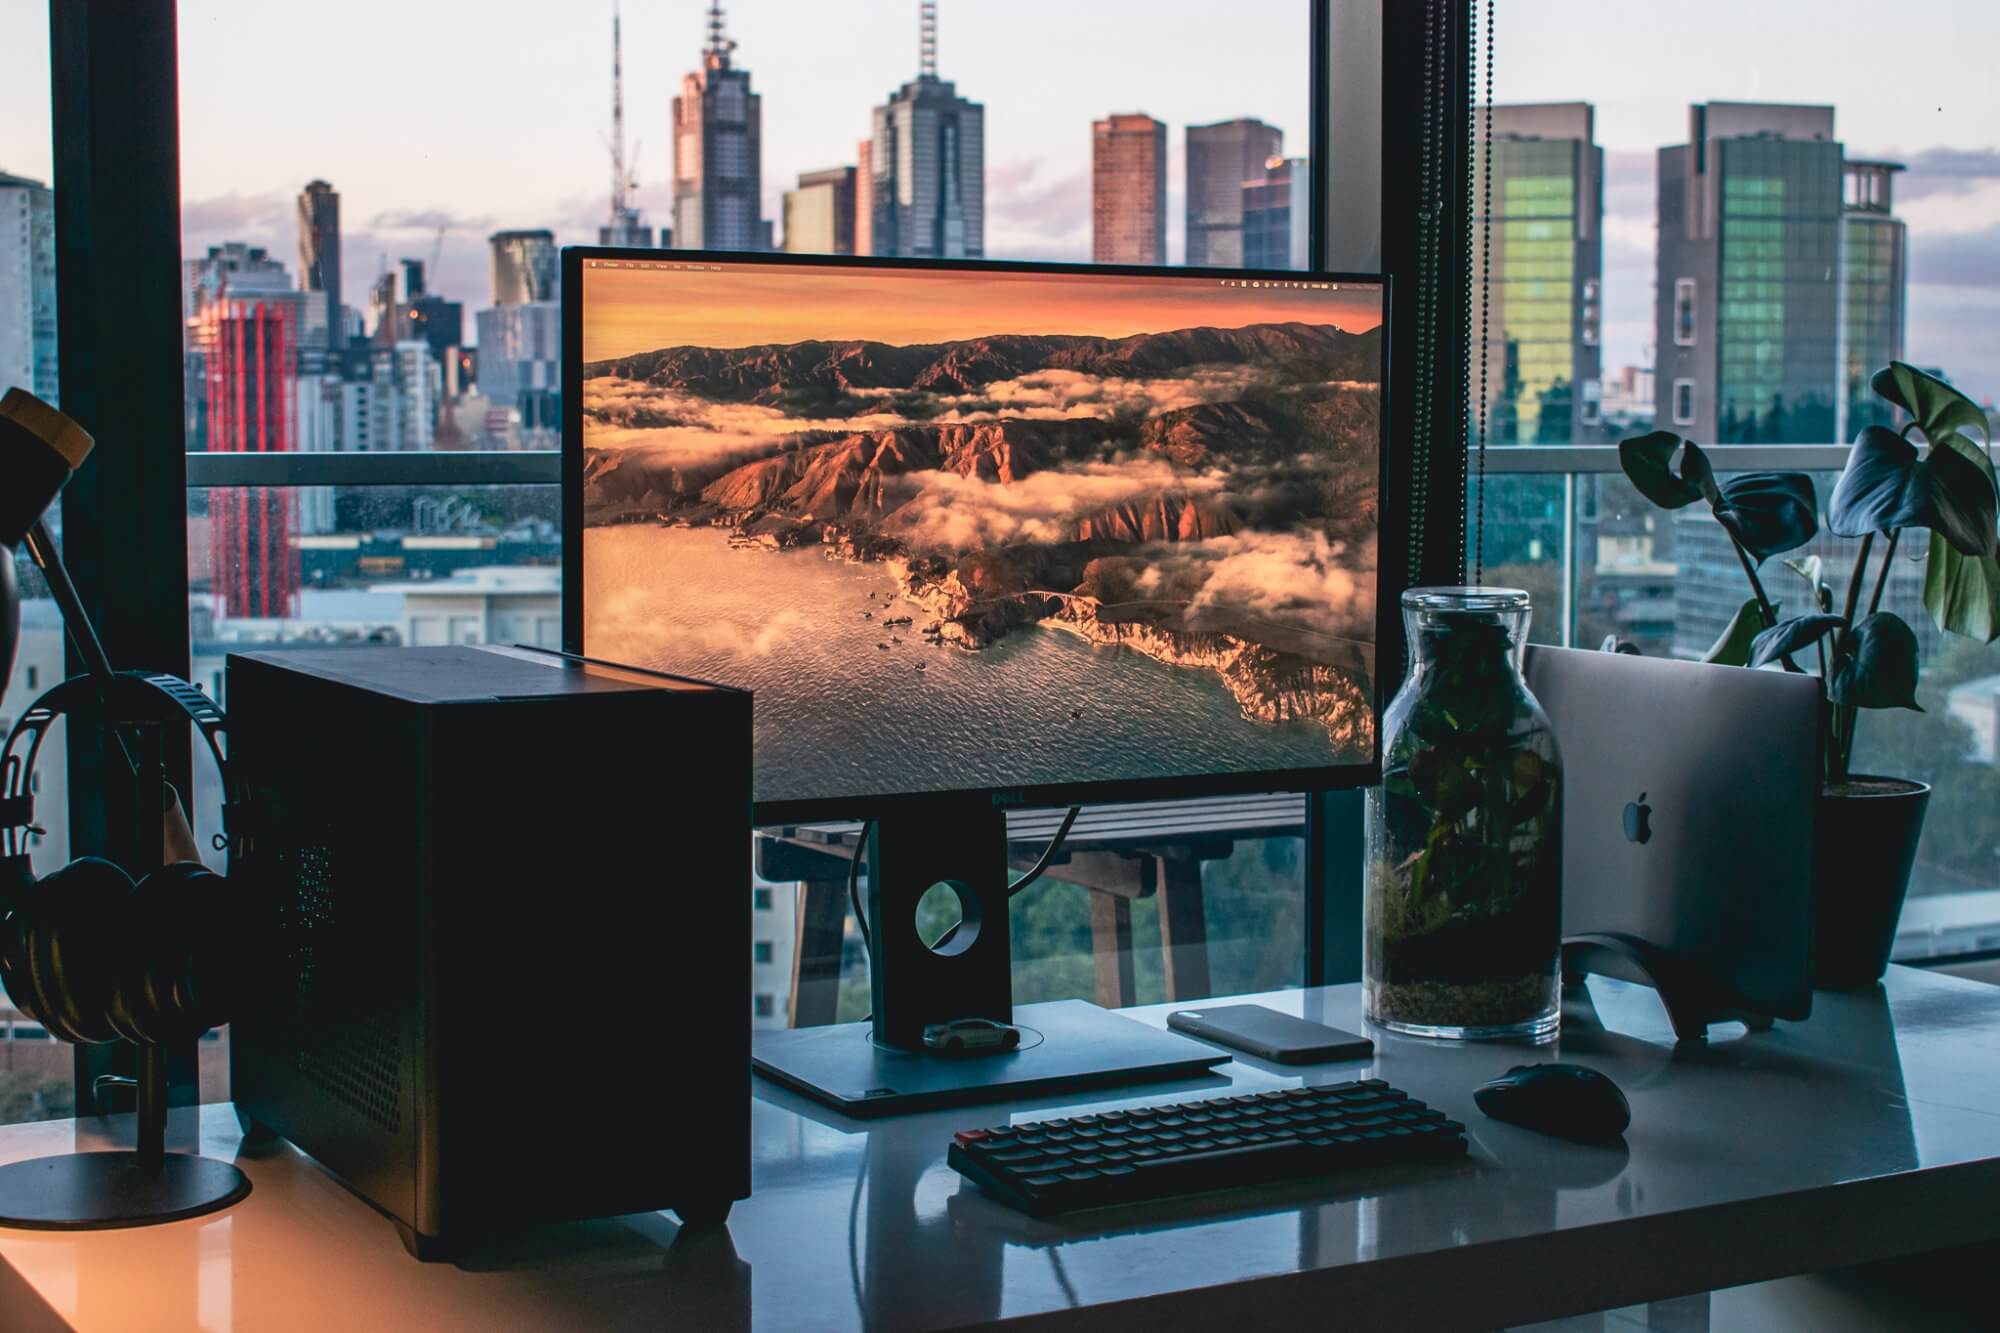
top-left (1364, 587), bottom-right (1561, 1040)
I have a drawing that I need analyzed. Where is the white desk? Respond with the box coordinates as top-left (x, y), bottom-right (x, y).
top-left (0, 968), bottom-right (1996, 1331)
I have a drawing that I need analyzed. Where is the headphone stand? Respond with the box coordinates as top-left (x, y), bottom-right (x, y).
top-left (0, 686), bottom-right (252, 1230)
top-left (0, 1044), bottom-right (249, 1230)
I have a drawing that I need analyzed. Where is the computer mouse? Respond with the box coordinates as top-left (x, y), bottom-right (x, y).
top-left (1474, 1063), bottom-right (1630, 1142)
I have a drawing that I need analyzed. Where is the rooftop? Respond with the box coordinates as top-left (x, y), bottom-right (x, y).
top-left (372, 565), bottom-right (561, 598)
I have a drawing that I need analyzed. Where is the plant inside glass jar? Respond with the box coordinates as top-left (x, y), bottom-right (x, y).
top-left (1368, 615), bottom-right (1562, 1032)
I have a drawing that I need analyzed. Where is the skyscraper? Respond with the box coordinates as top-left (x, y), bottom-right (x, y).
top-left (488, 229), bottom-right (558, 306)
top-left (784, 167), bottom-right (857, 255)
top-left (600, 3), bottom-right (657, 249)
top-left (672, 2), bottom-right (765, 251)
top-left (393, 259), bottom-right (464, 377)
top-left (0, 171), bottom-right (57, 404)
top-left (1242, 155), bottom-right (1308, 271)
top-left (475, 304), bottom-right (562, 446)
top-left (1185, 118), bottom-right (1281, 266)
top-left (869, 1), bottom-right (984, 259)
top-left (185, 245), bottom-right (303, 620)
top-left (854, 140), bottom-right (875, 256)
top-left (1838, 160), bottom-right (1908, 439)
top-left (1470, 102), bottom-right (1605, 445)
top-left (1657, 103), bottom-right (1844, 444)
top-left (1092, 113), bottom-right (1166, 265)
top-left (296, 180), bottom-right (342, 349)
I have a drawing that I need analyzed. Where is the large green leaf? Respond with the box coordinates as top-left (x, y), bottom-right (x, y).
top-left (1829, 425), bottom-right (1998, 557)
top-left (1703, 597), bottom-right (1773, 667)
top-left (1749, 614), bottom-right (1844, 670)
top-left (1872, 362), bottom-right (1992, 448)
top-left (1924, 535), bottom-right (2000, 643)
top-left (1714, 471), bottom-right (1819, 562)
top-left (1618, 432), bottom-right (1708, 509)
top-left (1828, 612), bottom-right (1923, 711)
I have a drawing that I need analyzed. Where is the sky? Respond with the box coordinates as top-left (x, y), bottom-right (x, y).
top-left (2, 0), bottom-right (1994, 405)
top-left (582, 260), bottom-right (1380, 359)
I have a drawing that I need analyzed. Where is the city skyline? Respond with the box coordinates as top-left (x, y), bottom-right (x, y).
top-left (0, 1), bottom-right (1994, 401)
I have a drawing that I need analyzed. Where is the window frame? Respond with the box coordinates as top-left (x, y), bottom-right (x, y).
top-left (1674, 276), bottom-right (1699, 347)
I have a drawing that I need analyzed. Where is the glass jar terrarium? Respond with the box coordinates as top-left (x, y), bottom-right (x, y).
top-left (1364, 587), bottom-right (1562, 1040)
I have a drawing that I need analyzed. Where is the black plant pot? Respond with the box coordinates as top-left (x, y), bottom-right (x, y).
top-left (1813, 776), bottom-right (1931, 990)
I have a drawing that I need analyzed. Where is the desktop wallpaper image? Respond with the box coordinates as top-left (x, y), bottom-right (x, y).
top-left (579, 262), bottom-right (1384, 803)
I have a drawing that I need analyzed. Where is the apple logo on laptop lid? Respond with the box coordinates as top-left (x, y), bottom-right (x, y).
top-left (1622, 792), bottom-right (1653, 845)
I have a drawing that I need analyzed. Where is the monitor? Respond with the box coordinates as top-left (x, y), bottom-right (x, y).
top-left (564, 250), bottom-right (1389, 822)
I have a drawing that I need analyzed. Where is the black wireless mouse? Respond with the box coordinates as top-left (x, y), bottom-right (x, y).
top-left (1474, 1063), bottom-right (1630, 1142)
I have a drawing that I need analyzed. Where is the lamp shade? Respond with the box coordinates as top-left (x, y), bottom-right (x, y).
top-left (0, 390), bottom-right (95, 681)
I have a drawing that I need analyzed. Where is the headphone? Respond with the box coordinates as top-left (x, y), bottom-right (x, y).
top-left (0, 671), bottom-right (247, 1048)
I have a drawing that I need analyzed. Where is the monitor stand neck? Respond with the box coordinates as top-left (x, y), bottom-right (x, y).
top-left (866, 795), bottom-right (1013, 1051)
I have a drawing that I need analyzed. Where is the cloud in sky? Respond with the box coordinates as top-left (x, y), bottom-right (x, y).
top-left (369, 208), bottom-right (497, 233)
top-left (1887, 147), bottom-right (2000, 202)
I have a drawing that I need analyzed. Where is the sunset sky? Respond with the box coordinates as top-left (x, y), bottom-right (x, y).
top-left (582, 261), bottom-right (1382, 361)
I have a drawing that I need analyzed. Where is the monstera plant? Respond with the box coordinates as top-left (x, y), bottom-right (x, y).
top-left (1618, 362), bottom-right (1998, 987)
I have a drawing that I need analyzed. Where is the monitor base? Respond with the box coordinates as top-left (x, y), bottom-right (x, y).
top-left (752, 999), bottom-right (1228, 1117)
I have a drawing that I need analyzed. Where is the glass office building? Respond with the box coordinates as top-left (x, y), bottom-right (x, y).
top-left (1658, 104), bottom-right (1844, 444)
top-left (1471, 102), bottom-right (1604, 446)
top-left (0, 170), bottom-right (57, 406)
top-left (673, 4), bottom-right (768, 252)
top-left (1838, 160), bottom-right (1909, 439)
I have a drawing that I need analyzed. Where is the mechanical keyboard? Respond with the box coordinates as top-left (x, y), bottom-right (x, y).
top-left (947, 1078), bottom-right (1467, 1216)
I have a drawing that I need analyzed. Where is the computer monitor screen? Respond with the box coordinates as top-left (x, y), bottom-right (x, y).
top-left (568, 251), bottom-right (1386, 814)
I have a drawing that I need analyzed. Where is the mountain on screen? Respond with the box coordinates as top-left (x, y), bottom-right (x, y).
top-left (580, 320), bottom-right (1382, 748)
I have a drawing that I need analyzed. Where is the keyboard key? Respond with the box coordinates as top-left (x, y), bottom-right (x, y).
top-left (1024, 1173), bottom-right (1066, 1189)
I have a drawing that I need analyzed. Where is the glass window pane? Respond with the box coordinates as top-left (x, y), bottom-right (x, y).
top-left (178, 3), bottom-right (1319, 452)
top-left (1481, 2), bottom-right (2000, 952)
top-left (0, 0), bottom-right (73, 1125)
top-left (181, 5), bottom-right (1342, 1023)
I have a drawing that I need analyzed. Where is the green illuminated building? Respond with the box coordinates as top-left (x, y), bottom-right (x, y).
top-left (1471, 102), bottom-right (1604, 445)
top-left (1657, 103), bottom-right (1858, 444)
top-left (1838, 160), bottom-right (1908, 439)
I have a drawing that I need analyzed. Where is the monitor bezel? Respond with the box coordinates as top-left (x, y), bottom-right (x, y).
top-left (561, 245), bottom-right (1396, 824)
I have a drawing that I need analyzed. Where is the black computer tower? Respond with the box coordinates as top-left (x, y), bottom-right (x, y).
top-left (225, 645), bottom-right (751, 1259)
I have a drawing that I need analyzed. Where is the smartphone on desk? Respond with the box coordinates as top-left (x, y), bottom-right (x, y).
top-left (1167, 1004), bottom-right (1374, 1065)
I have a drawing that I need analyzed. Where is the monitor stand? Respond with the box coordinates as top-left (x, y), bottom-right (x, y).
top-left (752, 794), bottom-right (1229, 1116)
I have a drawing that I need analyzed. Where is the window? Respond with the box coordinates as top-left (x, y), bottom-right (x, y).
top-left (1673, 278), bottom-right (1698, 346)
top-left (1672, 378), bottom-right (1696, 426)
top-left (1489, 1), bottom-right (2000, 960)
top-left (753, 941), bottom-right (774, 965)
top-left (0, 0), bottom-right (74, 1127)
top-left (164, 1), bottom-right (1358, 1031)
top-left (174, 2), bottom-right (1320, 458)
top-left (753, 994), bottom-right (775, 1019)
